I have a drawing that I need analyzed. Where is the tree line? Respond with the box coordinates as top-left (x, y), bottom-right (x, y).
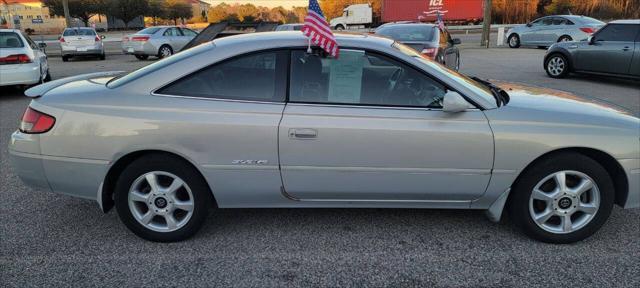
top-left (43, 0), bottom-right (193, 27)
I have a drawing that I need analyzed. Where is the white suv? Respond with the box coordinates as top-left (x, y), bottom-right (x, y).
top-left (0, 29), bottom-right (50, 89)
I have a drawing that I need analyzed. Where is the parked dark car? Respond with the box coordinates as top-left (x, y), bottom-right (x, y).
top-left (375, 23), bottom-right (462, 70)
top-left (544, 20), bottom-right (640, 79)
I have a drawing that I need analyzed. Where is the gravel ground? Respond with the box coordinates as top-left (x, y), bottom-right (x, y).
top-left (1, 51), bottom-right (639, 287)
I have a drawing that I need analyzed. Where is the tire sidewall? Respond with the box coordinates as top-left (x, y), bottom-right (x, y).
top-left (158, 45), bottom-right (172, 59)
top-left (508, 34), bottom-right (520, 48)
top-left (114, 155), bottom-right (212, 242)
top-left (509, 153), bottom-right (614, 244)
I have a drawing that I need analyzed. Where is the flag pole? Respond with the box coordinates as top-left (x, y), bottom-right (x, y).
top-left (307, 37), bottom-right (312, 54)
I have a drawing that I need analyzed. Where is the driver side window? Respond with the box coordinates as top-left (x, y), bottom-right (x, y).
top-left (289, 50), bottom-right (447, 108)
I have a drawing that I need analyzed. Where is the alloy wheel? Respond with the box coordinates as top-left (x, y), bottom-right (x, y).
top-left (128, 171), bottom-right (194, 233)
top-left (547, 56), bottom-right (565, 76)
top-left (160, 47), bottom-right (172, 58)
top-left (529, 170), bottom-right (600, 234)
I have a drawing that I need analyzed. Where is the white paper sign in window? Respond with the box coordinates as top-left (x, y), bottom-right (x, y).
top-left (328, 50), bottom-right (365, 103)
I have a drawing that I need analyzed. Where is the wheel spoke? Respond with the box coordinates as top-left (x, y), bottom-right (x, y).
top-left (130, 191), bottom-right (149, 203)
top-left (173, 200), bottom-right (194, 212)
top-left (165, 214), bottom-right (178, 230)
top-left (554, 172), bottom-right (567, 191)
top-left (534, 209), bottom-right (554, 225)
top-left (571, 179), bottom-right (593, 196)
top-left (561, 215), bottom-right (573, 232)
top-left (167, 178), bottom-right (184, 196)
top-left (145, 173), bottom-right (160, 193)
top-left (578, 202), bottom-right (598, 215)
top-left (140, 211), bottom-right (155, 224)
top-left (532, 188), bottom-right (554, 202)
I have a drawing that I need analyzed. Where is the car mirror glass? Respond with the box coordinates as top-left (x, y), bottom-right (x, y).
top-left (443, 91), bottom-right (472, 113)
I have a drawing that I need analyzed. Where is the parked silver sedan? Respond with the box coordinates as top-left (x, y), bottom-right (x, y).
top-left (507, 15), bottom-right (604, 48)
top-left (10, 32), bottom-right (639, 243)
top-left (59, 27), bottom-right (105, 61)
top-left (122, 26), bottom-right (198, 60)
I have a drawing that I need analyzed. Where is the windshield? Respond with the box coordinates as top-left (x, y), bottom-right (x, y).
top-left (392, 42), bottom-right (497, 104)
top-left (377, 25), bottom-right (436, 42)
top-left (63, 29), bottom-right (96, 36)
top-left (137, 27), bottom-right (161, 35)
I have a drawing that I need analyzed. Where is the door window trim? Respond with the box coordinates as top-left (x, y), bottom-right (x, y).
top-left (286, 46), bottom-right (482, 111)
top-left (152, 49), bottom-right (289, 103)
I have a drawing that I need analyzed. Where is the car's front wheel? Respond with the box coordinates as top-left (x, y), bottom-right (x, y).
top-left (114, 154), bottom-right (213, 242)
top-left (545, 53), bottom-right (570, 78)
top-left (508, 34), bottom-right (520, 48)
top-left (509, 153), bottom-right (614, 244)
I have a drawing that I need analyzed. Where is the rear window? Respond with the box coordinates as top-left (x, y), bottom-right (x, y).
top-left (63, 29), bottom-right (96, 36)
top-left (376, 25), bottom-right (436, 42)
top-left (138, 27), bottom-right (161, 35)
top-left (579, 17), bottom-right (605, 25)
top-left (0, 32), bottom-right (24, 48)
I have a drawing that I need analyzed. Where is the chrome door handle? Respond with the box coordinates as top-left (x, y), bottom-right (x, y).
top-left (289, 128), bottom-right (318, 139)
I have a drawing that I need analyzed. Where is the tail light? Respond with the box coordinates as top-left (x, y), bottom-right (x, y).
top-left (0, 54), bottom-right (32, 65)
top-left (59, 37), bottom-right (65, 43)
top-left (579, 27), bottom-right (596, 34)
top-left (131, 36), bottom-right (149, 42)
top-left (20, 107), bottom-right (56, 134)
top-left (421, 47), bottom-right (438, 59)
top-left (95, 35), bottom-right (101, 41)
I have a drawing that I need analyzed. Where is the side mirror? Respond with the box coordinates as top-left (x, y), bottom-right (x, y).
top-left (38, 42), bottom-right (47, 48)
top-left (452, 38), bottom-right (461, 45)
top-left (100, 35), bottom-right (106, 39)
top-left (443, 91), bottom-right (472, 113)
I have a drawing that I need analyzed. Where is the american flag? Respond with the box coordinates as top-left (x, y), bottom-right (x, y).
top-left (302, 0), bottom-right (339, 58)
top-left (436, 12), bottom-right (446, 31)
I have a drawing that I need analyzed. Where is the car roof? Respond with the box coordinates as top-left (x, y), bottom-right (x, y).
top-left (609, 19), bottom-right (640, 24)
top-left (64, 27), bottom-right (95, 30)
top-left (212, 31), bottom-right (393, 50)
top-left (380, 22), bottom-right (436, 27)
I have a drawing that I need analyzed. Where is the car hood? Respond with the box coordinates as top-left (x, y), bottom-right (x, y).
top-left (492, 81), bottom-right (639, 130)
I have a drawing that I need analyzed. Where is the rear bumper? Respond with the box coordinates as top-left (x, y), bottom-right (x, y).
top-left (9, 130), bottom-right (108, 201)
top-left (0, 63), bottom-right (40, 86)
top-left (122, 42), bottom-right (157, 55)
top-left (620, 159), bottom-right (640, 209)
top-left (61, 48), bottom-right (104, 56)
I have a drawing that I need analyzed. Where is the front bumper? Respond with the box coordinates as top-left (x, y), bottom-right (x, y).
top-left (0, 63), bottom-right (40, 86)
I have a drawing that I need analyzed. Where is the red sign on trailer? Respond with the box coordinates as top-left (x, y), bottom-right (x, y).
top-left (382, 0), bottom-right (484, 25)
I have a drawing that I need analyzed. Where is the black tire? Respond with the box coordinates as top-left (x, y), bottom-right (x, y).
top-left (114, 154), bottom-right (213, 242)
top-left (335, 24), bottom-right (345, 31)
top-left (99, 54), bottom-right (106, 60)
top-left (558, 35), bottom-right (572, 42)
top-left (135, 54), bottom-right (149, 60)
top-left (62, 55), bottom-right (69, 62)
top-left (44, 70), bottom-right (51, 82)
top-left (157, 45), bottom-right (173, 59)
top-left (508, 152), bottom-right (614, 244)
top-left (545, 53), bottom-right (570, 79)
top-left (508, 34), bottom-right (520, 48)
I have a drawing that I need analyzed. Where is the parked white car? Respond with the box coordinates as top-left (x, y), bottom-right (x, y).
top-left (0, 29), bottom-right (50, 88)
top-left (59, 27), bottom-right (106, 61)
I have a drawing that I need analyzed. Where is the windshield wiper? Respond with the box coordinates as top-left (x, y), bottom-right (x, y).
top-left (471, 76), bottom-right (510, 106)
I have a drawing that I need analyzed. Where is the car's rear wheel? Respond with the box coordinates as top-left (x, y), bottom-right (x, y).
top-left (99, 53), bottom-right (106, 60)
top-left (114, 154), bottom-right (213, 242)
top-left (508, 34), bottom-right (520, 48)
top-left (335, 24), bottom-right (345, 31)
top-left (157, 45), bottom-right (173, 59)
top-left (545, 53), bottom-right (570, 78)
top-left (135, 55), bottom-right (149, 60)
top-left (62, 55), bottom-right (69, 62)
top-left (558, 35), bottom-right (572, 42)
top-left (509, 153), bottom-right (614, 244)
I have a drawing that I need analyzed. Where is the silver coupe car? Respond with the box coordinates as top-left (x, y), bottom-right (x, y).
top-left (507, 15), bottom-right (604, 48)
top-left (122, 26), bottom-right (198, 60)
top-left (9, 32), bottom-right (639, 243)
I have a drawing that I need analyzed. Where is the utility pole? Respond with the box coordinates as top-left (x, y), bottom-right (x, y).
top-left (62, 0), bottom-right (71, 27)
top-left (480, 0), bottom-right (492, 48)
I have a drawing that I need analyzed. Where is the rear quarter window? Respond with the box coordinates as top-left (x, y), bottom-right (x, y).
top-left (0, 32), bottom-right (24, 48)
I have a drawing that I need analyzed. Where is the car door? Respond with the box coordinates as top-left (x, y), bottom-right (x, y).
top-left (521, 17), bottom-right (546, 45)
top-left (163, 27), bottom-right (180, 48)
top-left (22, 32), bottom-right (47, 75)
top-left (278, 49), bottom-right (494, 202)
top-left (177, 28), bottom-right (197, 51)
top-left (575, 24), bottom-right (639, 75)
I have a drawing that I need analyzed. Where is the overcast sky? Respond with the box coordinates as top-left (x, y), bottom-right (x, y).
top-left (207, 0), bottom-right (310, 8)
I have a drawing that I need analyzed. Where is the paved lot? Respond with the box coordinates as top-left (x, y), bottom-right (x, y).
top-left (1, 50), bottom-right (639, 287)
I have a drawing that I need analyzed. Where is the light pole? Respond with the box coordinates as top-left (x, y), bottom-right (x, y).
top-left (62, 0), bottom-right (71, 27)
top-left (480, 0), bottom-right (492, 48)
